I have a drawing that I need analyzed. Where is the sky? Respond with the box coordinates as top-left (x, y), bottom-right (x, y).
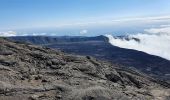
top-left (0, 0), bottom-right (170, 36)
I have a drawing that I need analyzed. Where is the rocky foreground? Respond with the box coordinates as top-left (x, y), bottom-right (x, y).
top-left (0, 38), bottom-right (170, 100)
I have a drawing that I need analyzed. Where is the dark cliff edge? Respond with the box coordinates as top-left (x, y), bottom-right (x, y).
top-left (0, 37), bottom-right (170, 100)
top-left (8, 35), bottom-right (108, 45)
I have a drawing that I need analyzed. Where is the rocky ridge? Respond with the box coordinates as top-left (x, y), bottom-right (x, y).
top-left (0, 38), bottom-right (170, 100)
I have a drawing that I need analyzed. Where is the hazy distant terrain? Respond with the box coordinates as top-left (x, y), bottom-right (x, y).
top-left (9, 36), bottom-right (170, 81)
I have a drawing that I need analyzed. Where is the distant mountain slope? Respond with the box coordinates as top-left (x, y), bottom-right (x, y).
top-left (0, 37), bottom-right (170, 100)
top-left (8, 35), bottom-right (108, 45)
top-left (8, 36), bottom-right (170, 81)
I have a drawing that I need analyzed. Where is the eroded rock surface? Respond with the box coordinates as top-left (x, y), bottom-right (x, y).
top-left (0, 38), bottom-right (170, 100)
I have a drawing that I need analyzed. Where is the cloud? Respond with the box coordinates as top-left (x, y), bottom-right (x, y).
top-left (80, 30), bottom-right (88, 34)
top-left (160, 24), bottom-right (170, 27)
top-left (55, 15), bottom-right (170, 27)
top-left (105, 26), bottom-right (170, 60)
top-left (32, 33), bottom-right (47, 36)
top-left (0, 31), bottom-right (17, 37)
top-left (144, 26), bottom-right (170, 35)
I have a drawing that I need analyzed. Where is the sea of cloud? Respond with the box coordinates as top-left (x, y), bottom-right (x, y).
top-left (105, 25), bottom-right (170, 60)
top-left (0, 31), bottom-right (17, 37)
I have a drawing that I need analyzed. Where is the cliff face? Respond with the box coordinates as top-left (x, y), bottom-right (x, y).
top-left (8, 35), bottom-right (108, 45)
top-left (0, 38), bottom-right (170, 100)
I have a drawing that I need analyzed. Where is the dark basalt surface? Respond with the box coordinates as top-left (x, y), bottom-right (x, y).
top-left (0, 38), bottom-right (170, 100)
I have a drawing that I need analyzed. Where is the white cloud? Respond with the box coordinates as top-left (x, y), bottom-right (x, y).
top-left (32, 33), bottom-right (47, 36)
top-left (0, 31), bottom-right (17, 37)
top-left (160, 24), bottom-right (170, 27)
top-left (144, 26), bottom-right (170, 35)
top-left (80, 30), bottom-right (88, 34)
top-left (105, 26), bottom-right (170, 60)
top-left (55, 15), bottom-right (170, 27)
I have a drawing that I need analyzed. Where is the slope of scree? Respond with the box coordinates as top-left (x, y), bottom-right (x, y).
top-left (8, 36), bottom-right (170, 81)
top-left (0, 38), bottom-right (170, 100)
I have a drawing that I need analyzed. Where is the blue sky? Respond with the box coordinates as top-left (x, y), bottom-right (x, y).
top-left (0, 0), bottom-right (170, 36)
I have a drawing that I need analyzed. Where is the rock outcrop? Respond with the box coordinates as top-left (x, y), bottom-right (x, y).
top-left (0, 38), bottom-right (170, 100)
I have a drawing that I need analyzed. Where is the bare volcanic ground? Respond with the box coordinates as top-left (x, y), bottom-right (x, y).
top-left (8, 36), bottom-right (170, 81)
top-left (0, 38), bottom-right (170, 100)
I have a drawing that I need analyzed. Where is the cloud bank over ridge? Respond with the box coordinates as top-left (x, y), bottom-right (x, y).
top-left (0, 31), bottom-right (17, 37)
top-left (105, 25), bottom-right (170, 60)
